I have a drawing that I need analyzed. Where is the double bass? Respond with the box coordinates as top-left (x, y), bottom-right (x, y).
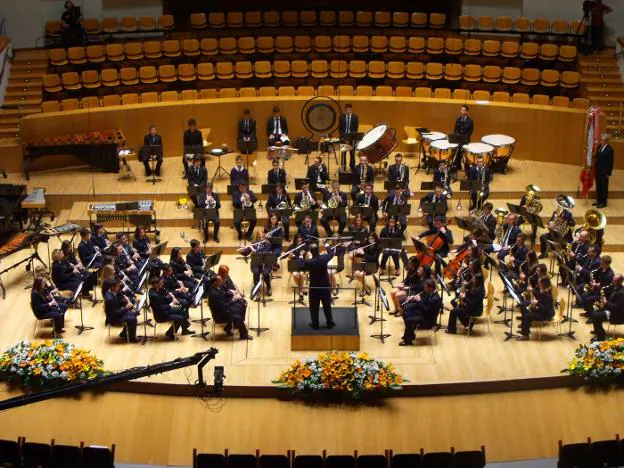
top-left (414, 231), bottom-right (445, 267)
top-left (444, 246), bottom-right (471, 280)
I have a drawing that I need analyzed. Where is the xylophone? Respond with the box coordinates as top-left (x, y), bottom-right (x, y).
top-left (87, 200), bottom-right (157, 230)
top-left (0, 231), bottom-right (46, 299)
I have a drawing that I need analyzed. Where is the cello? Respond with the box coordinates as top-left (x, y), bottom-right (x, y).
top-left (444, 245), bottom-right (471, 280)
top-left (414, 231), bottom-right (445, 267)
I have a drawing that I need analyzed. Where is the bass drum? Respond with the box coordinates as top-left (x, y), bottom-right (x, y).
top-left (356, 124), bottom-right (399, 163)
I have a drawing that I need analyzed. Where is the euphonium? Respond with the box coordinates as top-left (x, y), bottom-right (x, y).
top-left (493, 208), bottom-right (509, 244)
top-left (574, 208), bottom-right (606, 244)
top-left (549, 194), bottom-right (576, 239)
top-left (524, 184), bottom-right (543, 215)
top-left (205, 195), bottom-right (217, 209)
top-left (240, 192), bottom-right (252, 208)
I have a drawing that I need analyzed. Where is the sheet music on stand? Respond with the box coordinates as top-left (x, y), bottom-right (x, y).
top-left (384, 180), bottom-right (408, 191)
top-left (386, 204), bottom-right (411, 218)
top-left (350, 205), bottom-right (375, 218)
top-left (137, 291), bottom-right (147, 311)
top-left (137, 271), bottom-right (149, 291)
top-left (338, 171), bottom-right (359, 186)
top-left (192, 284), bottom-right (205, 307)
top-left (421, 201), bottom-right (446, 216)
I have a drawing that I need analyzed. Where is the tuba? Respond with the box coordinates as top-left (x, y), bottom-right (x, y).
top-left (524, 184), bottom-right (543, 215)
top-left (549, 194), bottom-right (576, 239)
top-left (574, 208), bottom-right (606, 244)
top-left (493, 207), bottom-right (509, 245)
top-left (240, 192), bottom-right (253, 208)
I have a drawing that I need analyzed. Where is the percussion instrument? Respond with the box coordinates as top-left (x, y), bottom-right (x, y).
top-left (0, 232), bottom-right (37, 259)
top-left (430, 139), bottom-right (459, 162)
top-left (41, 222), bottom-right (81, 237)
top-left (356, 124), bottom-right (399, 163)
top-left (463, 142), bottom-right (494, 166)
top-left (88, 200), bottom-right (156, 228)
top-left (267, 145), bottom-right (295, 161)
top-left (421, 131), bottom-right (446, 159)
top-left (21, 188), bottom-right (46, 209)
top-left (481, 134), bottom-right (515, 160)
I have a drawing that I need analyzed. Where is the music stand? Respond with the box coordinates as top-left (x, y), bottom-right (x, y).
top-left (234, 208), bottom-right (257, 241)
top-left (184, 145), bottom-right (205, 164)
top-left (147, 151), bottom-right (163, 185)
top-left (460, 179), bottom-right (485, 209)
top-left (238, 138), bottom-right (257, 156)
top-left (379, 237), bottom-right (403, 284)
top-left (499, 271), bottom-right (523, 341)
top-left (205, 251), bottom-right (222, 273)
top-left (558, 265), bottom-right (580, 339)
top-left (384, 180), bottom-right (408, 191)
top-left (421, 202), bottom-right (446, 220)
top-left (338, 171), bottom-right (360, 187)
top-left (294, 209), bottom-right (318, 225)
top-left (227, 185), bottom-right (237, 196)
top-left (187, 184), bottom-right (201, 201)
top-left (455, 216), bottom-right (475, 235)
top-left (133, 292), bottom-right (154, 344)
top-left (420, 182), bottom-right (435, 191)
top-left (190, 284), bottom-right (211, 340)
top-left (294, 178), bottom-right (309, 190)
top-left (250, 253), bottom-right (276, 336)
top-left (209, 148), bottom-right (231, 180)
top-left (370, 274), bottom-right (391, 343)
top-left (351, 262), bottom-right (376, 306)
top-left (71, 282), bottom-right (93, 335)
top-left (261, 184), bottom-right (277, 195)
top-left (492, 259), bottom-right (514, 327)
top-left (350, 205), bottom-right (374, 220)
top-left (386, 203), bottom-right (411, 222)
top-left (320, 206), bottom-right (346, 222)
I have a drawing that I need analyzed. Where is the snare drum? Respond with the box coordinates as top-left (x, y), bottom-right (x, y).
top-left (421, 131), bottom-right (446, 157)
top-left (463, 142), bottom-right (494, 166)
top-left (481, 134), bottom-right (515, 160)
top-left (430, 139), bottom-right (459, 162)
top-left (356, 124), bottom-right (399, 163)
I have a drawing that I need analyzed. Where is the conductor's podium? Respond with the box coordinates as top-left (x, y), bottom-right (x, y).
top-left (291, 306), bottom-right (360, 351)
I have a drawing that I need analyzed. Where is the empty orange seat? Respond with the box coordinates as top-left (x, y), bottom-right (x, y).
top-left (520, 68), bottom-right (540, 86)
top-left (275, 36), bottom-right (293, 53)
top-left (459, 15), bottom-right (475, 31)
top-left (349, 61), bottom-right (367, 79)
top-left (43, 74), bottom-right (62, 93)
top-left (300, 11), bottom-right (317, 27)
top-left (260, 10), bottom-right (278, 27)
top-left (371, 36), bottom-right (388, 53)
top-left (356, 85), bottom-right (374, 96)
top-left (539, 43), bottom-right (558, 61)
top-left (572, 97), bottom-right (589, 109)
top-left (180, 90), bottom-right (198, 101)
top-left (368, 61), bottom-right (386, 79)
top-left (278, 86), bottom-right (296, 96)
top-left (552, 96), bottom-right (570, 107)
top-left (387, 62), bottom-right (405, 79)
top-left (333, 35), bottom-right (351, 53)
top-left (49, 49), bottom-right (68, 66)
top-left (244, 11), bottom-right (262, 28)
top-left (259, 86), bottom-right (277, 97)
top-left (200, 38), bottom-right (218, 56)
top-left (393, 12), bottom-right (409, 28)
top-left (495, 16), bottom-right (513, 32)
top-left (219, 88), bottom-right (237, 98)
top-left (68, 47), bottom-right (87, 64)
top-left (256, 37), bottom-right (274, 54)
top-left (532, 94), bottom-right (550, 106)
top-left (356, 11), bottom-right (373, 27)
top-left (190, 13), bottom-right (207, 29)
top-left (141, 92), bottom-right (159, 104)
top-left (376, 86), bottom-right (393, 97)
top-left (138, 16), bottom-right (155, 31)
top-left (143, 41), bottom-right (162, 59)
top-left (425, 63), bottom-right (443, 80)
top-left (102, 18), bottom-right (119, 33)
top-left (337, 85), bottom-right (355, 96)
top-left (512, 93), bottom-right (530, 104)
top-left (182, 39), bottom-right (200, 57)
top-left (158, 15), bottom-right (175, 31)
top-left (197, 63), bottom-right (215, 81)
top-left (532, 17), bottom-right (550, 34)
top-left (444, 38), bottom-right (463, 55)
top-left (426, 37), bottom-right (444, 55)
top-left (208, 12), bottom-right (226, 28)
top-left (61, 98), bottom-right (80, 111)
top-left (81, 70), bottom-right (100, 89)
top-left (319, 11), bottom-right (336, 27)
top-left (483, 66), bottom-right (501, 83)
top-left (520, 42), bottom-right (539, 60)
top-left (410, 12), bottom-right (427, 28)
top-left (444, 63), bottom-right (462, 81)
top-left (227, 12), bottom-right (244, 28)
top-left (42, 101), bottom-right (60, 113)
top-left (472, 90), bottom-right (490, 101)
top-left (219, 37), bottom-right (237, 55)
top-left (125, 42), bottom-right (143, 60)
top-left (311, 60), bottom-right (329, 78)
top-left (86, 45), bottom-right (105, 63)
top-left (139, 66), bottom-right (158, 84)
top-left (560, 71), bottom-right (580, 88)
top-left (558, 45), bottom-right (577, 62)
top-left (317, 85), bottom-right (335, 96)
top-left (514, 17), bottom-right (531, 33)
top-left (502, 67), bottom-right (521, 84)
top-left (571, 20), bottom-right (587, 35)
top-left (330, 60), bottom-right (348, 79)
top-left (374, 11), bottom-right (391, 27)
top-left (294, 36), bottom-right (312, 53)
top-left (429, 13), bottom-right (446, 28)
top-left (477, 16), bottom-right (494, 31)
top-left (314, 36), bottom-right (332, 53)
top-left (434, 88), bottom-right (452, 99)
top-left (216, 62), bottom-right (234, 80)
top-left (406, 62), bottom-right (425, 80)
top-left (551, 19), bottom-right (569, 34)
top-left (352, 36), bottom-right (369, 53)
top-left (408, 37), bottom-right (425, 54)
top-left (291, 61), bottom-right (309, 78)
top-left (273, 60), bottom-right (291, 78)
top-left (199, 89), bottom-right (218, 100)
top-left (414, 87), bottom-right (432, 98)
top-left (463, 64), bottom-right (482, 82)
top-left (61, 72), bottom-right (81, 91)
top-left (83, 18), bottom-right (101, 35)
top-left (492, 91), bottom-right (510, 102)
top-left (453, 89), bottom-right (471, 101)
top-left (463, 39), bottom-right (481, 56)
top-left (104, 95), bottom-right (123, 106)
top-left (120, 17), bottom-right (138, 33)
top-left (158, 65), bottom-right (177, 83)
top-left (120, 67), bottom-right (139, 85)
top-left (178, 64), bottom-right (196, 82)
top-left (540, 69), bottom-right (560, 87)
top-left (282, 11), bottom-right (299, 27)
top-left (389, 36), bottom-right (407, 53)
top-left (482, 40), bottom-right (500, 57)
top-left (239, 87), bottom-right (257, 98)
top-left (501, 41), bottom-right (520, 58)
top-left (297, 86), bottom-right (315, 97)
top-left (101, 68), bottom-right (120, 87)
top-left (395, 86), bottom-right (413, 97)
top-left (161, 91), bottom-right (178, 102)
top-left (46, 21), bottom-right (62, 37)
top-left (105, 44), bottom-right (124, 62)
top-left (254, 61), bottom-right (272, 79)
top-left (238, 37), bottom-right (255, 54)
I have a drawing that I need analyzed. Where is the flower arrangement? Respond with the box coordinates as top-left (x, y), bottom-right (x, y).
top-left (0, 340), bottom-right (108, 389)
top-left (563, 338), bottom-right (624, 383)
top-left (274, 351), bottom-right (405, 401)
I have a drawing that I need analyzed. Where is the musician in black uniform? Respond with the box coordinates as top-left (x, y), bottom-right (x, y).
top-left (91, 223), bottom-right (110, 252)
top-left (307, 156), bottom-right (329, 192)
top-left (591, 274), bottom-right (624, 341)
top-left (198, 182), bottom-right (221, 243)
top-left (266, 184), bottom-right (291, 241)
top-left (416, 216), bottom-right (454, 259)
top-left (467, 156), bottom-right (491, 211)
top-left (478, 203), bottom-right (497, 239)
top-left (382, 187), bottom-right (410, 235)
top-left (297, 242), bottom-right (337, 329)
top-left (187, 156), bottom-right (207, 204)
top-left (105, 279), bottom-right (139, 342)
top-left (61, 1), bottom-right (84, 46)
top-left (517, 276), bottom-right (555, 340)
top-left (388, 153), bottom-right (410, 187)
top-left (186, 239), bottom-right (206, 278)
top-left (208, 275), bottom-right (252, 339)
top-left (169, 247), bottom-right (198, 290)
top-left (51, 249), bottom-right (94, 299)
top-left (433, 160), bottom-right (452, 197)
top-left (453, 104), bottom-right (474, 142)
top-left (484, 213), bottom-right (520, 267)
top-left (580, 255), bottom-right (614, 316)
top-left (264, 213), bottom-right (284, 257)
top-left (419, 184), bottom-right (448, 229)
top-left (230, 155), bottom-right (249, 187)
top-left (538, 206), bottom-right (575, 258)
top-left (400, 279), bottom-right (442, 346)
top-left (561, 230), bottom-right (591, 285)
top-left (446, 274), bottom-right (485, 334)
top-left (498, 233), bottom-right (528, 279)
top-left (267, 158), bottom-right (287, 186)
top-left (355, 183), bottom-right (380, 233)
top-left (351, 154), bottom-right (375, 200)
top-left (339, 103), bottom-right (359, 169)
top-left (117, 232), bottom-right (146, 272)
top-left (162, 263), bottom-right (192, 308)
top-left (31, 277), bottom-right (66, 334)
top-left (182, 118), bottom-right (204, 176)
top-left (320, 181), bottom-right (348, 236)
top-left (594, 133), bottom-right (614, 208)
top-left (294, 180), bottom-right (319, 227)
top-left (140, 125), bottom-right (163, 176)
top-left (113, 243), bottom-right (139, 288)
top-left (238, 108), bottom-right (257, 154)
top-left (298, 214), bottom-right (320, 242)
top-left (380, 217), bottom-right (403, 275)
top-left (148, 276), bottom-right (194, 339)
top-left (78, 228), bottom-right (103, 269)
top-left (233, 182), bottom-right (257, 240)
top-left (267, 106), bottom-right (289, 146)
top-left (574, 244), bottom-right (602, 291)
top-left (245, 232), bottom-right (274, 296)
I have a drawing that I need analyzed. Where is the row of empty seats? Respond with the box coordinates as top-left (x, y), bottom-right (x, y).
top-left (43, 62), bottom-right (581, 93)
top-left (189, 11), bottom-right (447, 30)
top-left (41, 87), bottom-right (590, 113)
top-left (48, 37), bottom-right (578, 67)
top-left (45, 15), bottom-right (174, 38)
top-left (0, 438), bottom-right (115, 468)
top-left (459, 15), bottom-right (585, 36)
top-left (558, 436), bottom-right (623, 468)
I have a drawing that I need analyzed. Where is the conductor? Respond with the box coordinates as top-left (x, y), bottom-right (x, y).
top-left (297, 243), bottom-right (337, 330)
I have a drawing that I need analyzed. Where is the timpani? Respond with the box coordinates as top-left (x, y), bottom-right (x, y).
top-left (463, 142), bottom-right (494, 166)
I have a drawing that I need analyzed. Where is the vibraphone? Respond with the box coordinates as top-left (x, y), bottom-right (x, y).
top-left (21, 187), bottom-right (56, 229)
top-left (87, 200), bottom-right (157, 233)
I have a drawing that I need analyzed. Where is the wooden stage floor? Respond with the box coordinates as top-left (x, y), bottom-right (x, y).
top-left (1, 154), bottom-right (623, 390)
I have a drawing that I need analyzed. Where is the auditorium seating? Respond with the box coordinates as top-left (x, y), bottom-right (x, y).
top-left (41, 86), bottom-right (590, 113)
top-left (45, 15), bottom-right (174, 42)
top-left (0, 438), bottom-right (115, 468)
top-left (458, 14), bottom-right (585, 37)
top-left (558, 437), bottom-right (623, 468)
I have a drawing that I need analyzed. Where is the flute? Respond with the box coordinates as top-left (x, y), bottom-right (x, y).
top-left (400, 291), bottom-right (425, 305)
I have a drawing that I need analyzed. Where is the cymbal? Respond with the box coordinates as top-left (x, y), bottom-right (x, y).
top-left (321, 137), bottom-right (341, 143)
top-left (339, 144), bottom-right (353, 152)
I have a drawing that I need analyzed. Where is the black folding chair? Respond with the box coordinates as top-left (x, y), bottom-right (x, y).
top-left (82, 445), bottom-right (115, 468)
top-left (422, 451), bottom-right (453, 468)
top-left (195, 452), bottom-right (227, 468)
top-left (294, 454), bottom-right (324, 468)
top-left (259, 454), bottom-right (290, 468)
top-left (454, 448), bottom-right (486, 468)
top-left (326, 455), bottom-right (355, 468)
top-left (228, 454), bottom-right (258, 468)
top-left (0, 439), bottom-right (20, 467)
top-left (590, 438), bottom-right (621, 468)
top-left (391, 453), bottom-right (422, 468)
top-left (558, 441), bottom-right (592, 468)
top-left (22, 441), bottom-right (52, 468)
top-left (51, 444), bottom-right (82, 468)
top-left (357, 454), bottom-right (387, 468)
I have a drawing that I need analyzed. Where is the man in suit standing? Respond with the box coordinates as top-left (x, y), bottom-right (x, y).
top-left (339, 103), bottom-right (359, 169)
top-left (140, 125), bottom-right (163, 176)
top-left (297, 243), bottom-right (337, 329)
top-left (238, 108), bottom-right (257, 154)
top-left (591, 274), bottom-right (624, 341)
top-left (105, 279), bottom-right (139, 342)
top-left (267, 106), bottom-right (289, 146)
top-left (306, 156), bottom-right (329, 191)
top-left (267, 158), bottom-right (287, 186)
top-left (594, 133), bottom-right (614, 208)
top-left (198, 182), bottom-right (221, 243)
top-left (454, 104), bottom-right (474, 142)
top-left (182, 118), bottom-right (204, 177)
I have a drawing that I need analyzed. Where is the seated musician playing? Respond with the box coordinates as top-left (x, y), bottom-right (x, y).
top-left (230, 155), bottom-right (250, 188)
top-left (117, 233), bottom-right (146, 272)
top-left (400, 279), bottom-right (442, 346)
top-left (31, 277), bottom-right (67, 335)
top-left (162, 263), bottom-right (192, 308)
top-left (133, 225), bottom-right (160, 264)
top-left (539, 205), bottom-right (575, 258)
top-left (416, 216), bottom-right (454, 259)
top-left (51, 248), bottom-right (94, 300)
top-left (591, 274), bottom-right (624, 342)
top-left (446, 273), bottom-right (485, 334)
top-left (389, 257), bottom-right (422, 316)
top-left (148, 276), bottom-right (194, 339)
top-left (561, 230), bottom-right (591, 285)
top-left (353, 233), bottom-right (381, 296)
top-left (294, 180), bottom-right (319, 219)
top-left (516, 276), bottom-right (555, 341)
top-left (419, 184), bottom-right (448, 229)
top-left (90, 223), bottom-right (111, 253)
top-left (198, 182), bottom-right (221, 243)
top-left (467, 156), bottom-right (491, 211)
top-left (238, 108), bottom-right (257, 154)
top-left (320, 181), bottom-right (348, 237)
top-left (307, 156), bottom-right (329, 192)
top-left (105, 279), bottom-right (139, 343)
top-left (580, 255), bottom-right (614, 317)
top-left (169, 247), bottom-right (198, 290)
top-left (351, 154), bottom-right (375, 201)
top-left (498, 233), bottom-right (528, 279)
top-left (217, 265), bottom-right (246, 305)
top-left (78, 228), bottom-right (103, 269)
top-left (477, 202), bottom-right (497, 239)
top-left (61, 240), bottom-right (84, 272)
top-left (182, 118), bottom-right (204, 177)
top-left (380, 217), bottom-right (403, 276)
top-left (355, 183), bottom-right (380, 232)
top-left (187, 156), bottom-right (208, 202)
top-left (102, 263), bottom-right (134, 299)
top-left (233, 182), bottom-right (258, 241)
top-left (207, 275), bottom-right (252, 340)
top-left (264, 213), bottom-right (284, 257)
top-left (433, 160), bottom-right (452, 197)
top-left (113, 243), bottom-right (139, 288)
top-left (267, 158), bottom-right (287, 186)
top-left (186, 239), bottom-right (206, 278)
top-left (484, 213), bottom-right (520, 267)
top-left (382, 187), bottom-right (410, 235)
top-left (388, 153), bottom-right (409, 187)
top-left (266, 184), bottom-right (291, 241)
top-left (297, 214), bottom-right (320, 242)
top-left (267, 106), bottom-right (289, 146)
top-left (574, 244), bottom-right (602, 291)
top-left (140, 125), bottom-right (163, 177)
